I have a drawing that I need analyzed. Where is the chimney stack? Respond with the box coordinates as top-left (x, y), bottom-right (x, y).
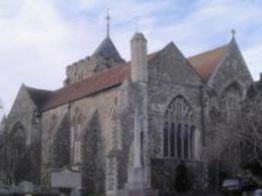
top-left (130, 33), bottom-right (148, 83)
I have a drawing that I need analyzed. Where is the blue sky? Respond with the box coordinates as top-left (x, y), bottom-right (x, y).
top-left (0, 0), bottom-right (262, 115)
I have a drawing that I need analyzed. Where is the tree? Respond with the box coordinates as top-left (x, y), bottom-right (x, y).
top-left (238, 85), bottom-right (262, 168)
top-left (206, 97), bottom-right (245, 189)
top-left (0, 99), bottom-right (3, 115)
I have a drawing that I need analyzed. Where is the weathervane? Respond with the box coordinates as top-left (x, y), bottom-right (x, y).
top-left (106, 9), bottom-right (111, 37)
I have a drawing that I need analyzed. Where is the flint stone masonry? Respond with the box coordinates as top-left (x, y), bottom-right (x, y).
top-left (0, 31), bottom-right (255, 196)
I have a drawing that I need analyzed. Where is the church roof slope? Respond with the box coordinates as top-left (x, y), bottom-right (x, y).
top-left (41, 64), bottom-right (130, 111)
top-left (188, 44), bottom-right (229, 81)
top-left (41, 41), bottom-right (231, 112)
top-left (25, 86), bottom-right (54, 110)
top-left (41, 50), bottom-right (161, 112)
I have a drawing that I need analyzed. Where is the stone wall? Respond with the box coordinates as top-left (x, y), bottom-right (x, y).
top-left (147, 43), bottom-right (204, 160)
top-left (146, 43), bottom-right (205, 190)
top-left (65, 57), bottom-right (95, 86)
top-left (41, 86), bottom-right (120, 192)
top-left (151, 159), bottom-right (203, 191)
top-left (208, 39), bottom-right (253, 94)
top-left (204, 40), bottom-right (254, 189)
top-left (3, 85), bottom-right (41, 184)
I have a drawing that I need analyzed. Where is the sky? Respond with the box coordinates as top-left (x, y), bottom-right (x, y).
top-left (0, 0), bottom-right (262, 115)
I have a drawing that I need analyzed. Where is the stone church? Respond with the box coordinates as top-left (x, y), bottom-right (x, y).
top-left (0, 23), bottom-right (254, 194)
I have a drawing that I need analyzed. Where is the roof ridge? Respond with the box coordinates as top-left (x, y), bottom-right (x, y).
top-left (42, 41), bottom-right (233, 111)
top-left (55, 63), bottom-right (129, 93)
top-left (25, 85), bottom-right (54, 93)
top-left (188, 44), bottom-right (229, 59)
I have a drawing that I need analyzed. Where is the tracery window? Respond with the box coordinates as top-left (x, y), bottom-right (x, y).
top-left (9, 123), bottom-right (26, 176)
top-left (221, 82), bottom-right (242, 120)
top-left (163, 95), bottom-right (195, 159)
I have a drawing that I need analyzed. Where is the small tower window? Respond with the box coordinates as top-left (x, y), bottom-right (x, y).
top-left (221, 82), bottom-right (242, 121)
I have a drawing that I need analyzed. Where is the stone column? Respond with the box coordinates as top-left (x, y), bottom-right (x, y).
top-left (119, 32), bottom-right (158, 196)
top-left (131, 33), bottom-right (148, 83)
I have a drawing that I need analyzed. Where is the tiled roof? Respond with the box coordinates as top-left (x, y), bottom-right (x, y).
top-left (188, 44), bottom-right (229, 81)
top-left (41, 64), bottom-right (130, 111)
top-left (41, 51), bottom-right (161, 112)
top-left (40, 43), bottom-right (229, 112)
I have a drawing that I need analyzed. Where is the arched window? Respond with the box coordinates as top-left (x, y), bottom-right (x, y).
top-left (9, 122), bottom-right (27, 183)
top-left (163, 96), bottom-right (195, 159)
top-left (10, 123), bottom-right (26, 163)
top-left (221, 82), bottom-right (242, 120)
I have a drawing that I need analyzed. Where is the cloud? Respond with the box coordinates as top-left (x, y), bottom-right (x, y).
top-left (0, 0), bottom-right (262, 113)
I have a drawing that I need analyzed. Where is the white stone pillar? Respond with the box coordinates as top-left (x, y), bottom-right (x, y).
top-left (131, 33), bottom-right (148, 83)
top-left (134, 107), bottom-right (142, 167)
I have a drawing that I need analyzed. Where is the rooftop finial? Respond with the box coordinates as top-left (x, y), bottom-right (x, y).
top-left (231, 29), bottom-right (236, 38)
top-left (106, 9), bottom-right (111, 37)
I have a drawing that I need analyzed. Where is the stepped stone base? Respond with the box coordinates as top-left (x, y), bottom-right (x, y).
top-left (118, 164), bottom-right (159, 196)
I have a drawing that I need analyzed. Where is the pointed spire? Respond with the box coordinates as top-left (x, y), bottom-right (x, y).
top-left (93, 37), bottom-right (124, 62)
top-left (106, 9), bottom-right (111, 37)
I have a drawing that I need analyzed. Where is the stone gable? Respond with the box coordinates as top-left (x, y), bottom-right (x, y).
top-left (208, 38), bottom-right (253, 95)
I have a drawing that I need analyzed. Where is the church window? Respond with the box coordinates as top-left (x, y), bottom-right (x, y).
top-left (163, 122), bottom-right (169, 157)
top-left (10, 123), bottom-right (26, 161)
top-left (221, 82), bottom-right (242, 120)
top-left (170, 122), bottom-right (175, 157)
top-left (190, 125), bottom-right (195, 158)
top-left (184, 124), bottom-right (189, 159)
top-left (177, 123), bottom-right (182, 158)
top-left (9, 122), bottom-right (27, 182)
top-left (163, 95), bottom-right (195, 159)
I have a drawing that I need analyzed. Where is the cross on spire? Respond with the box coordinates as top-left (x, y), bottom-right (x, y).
top-left (231, 29), bottom-right (236, 38)
top-left (106, 9), bottom-right (111, 37)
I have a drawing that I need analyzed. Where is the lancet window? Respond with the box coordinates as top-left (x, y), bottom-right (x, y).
top-left (221, 82), bottom-right (242, 120)
top-left (10, 123), bottom-right (26, 172)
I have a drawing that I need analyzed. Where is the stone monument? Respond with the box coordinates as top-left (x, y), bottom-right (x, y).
top-left (119, 32), bottom-right (158, 196)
